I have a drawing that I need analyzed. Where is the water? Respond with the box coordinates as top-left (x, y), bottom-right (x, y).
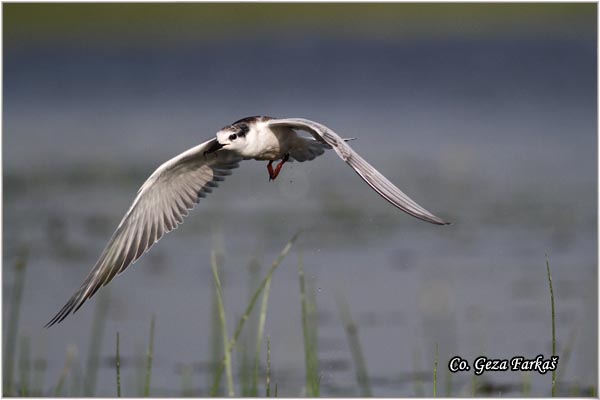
top-left (4, 31), bottom-right (596, 396)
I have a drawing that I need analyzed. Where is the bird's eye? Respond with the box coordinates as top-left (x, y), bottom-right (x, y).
top-left (229, 134), bottom-right (237, 141)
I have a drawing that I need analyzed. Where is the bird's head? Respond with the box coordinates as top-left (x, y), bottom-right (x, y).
top-left (206, 122), bottom-right (251, 154)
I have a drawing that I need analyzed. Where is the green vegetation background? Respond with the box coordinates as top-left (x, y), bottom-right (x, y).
top-left (4, 3), bottom-right (595, 44)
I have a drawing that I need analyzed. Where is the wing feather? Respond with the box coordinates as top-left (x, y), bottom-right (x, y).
top-left (267, 118), bottom-right (449, 225)
top-left (46, 138), bottom-right (242, 326)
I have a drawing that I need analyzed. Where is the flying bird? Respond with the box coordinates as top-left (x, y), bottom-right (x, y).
top-left (47, 116), bottom-right (449, 326)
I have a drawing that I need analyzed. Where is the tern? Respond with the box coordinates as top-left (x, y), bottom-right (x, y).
top-left (47, 116), bottom-right (449, 326)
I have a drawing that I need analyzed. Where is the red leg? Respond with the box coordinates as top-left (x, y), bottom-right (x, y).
top-left (267, 161), bottom-right (275, 180)
top-left (268, 154), bottom-right (290, 181)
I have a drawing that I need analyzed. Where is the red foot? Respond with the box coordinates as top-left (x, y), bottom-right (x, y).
top-left (267, 154), bottom-right (289, 181)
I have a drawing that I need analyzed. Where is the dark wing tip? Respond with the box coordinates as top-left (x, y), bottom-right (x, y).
top-left (45, 308), bottom-right (68, 328)
top-left (410, 212), bottom-right (451, 226)
top-left (45, 287), bottom-right (89, 328)
top-left (421, 213), bottom-right (451, 226)
top-left (434, 218), bottom-right (452, 226)
top-left (45, 301), bottom-right (74, 328)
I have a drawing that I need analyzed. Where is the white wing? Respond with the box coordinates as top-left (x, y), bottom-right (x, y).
top-left (267, 118), bottom-right (450, 225)
top-left (47, 139), bottom-right (242, 326)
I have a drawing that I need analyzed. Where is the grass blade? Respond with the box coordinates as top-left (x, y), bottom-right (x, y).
top-left (229, 231), bottom-right (301, 355)
top-left (116, 332), bottom-right (121, 397)
top-left (143, 315), bottom-right (156, 397)
top-left (240, 259), bottom-right (261, 396)
top-left (4, 251), bottom-right (27, 396)
top-left (298, 253), bottom-right (320, 396)
top-left (335, 291), bottom-right (371, 396)
top-left (546, 255), bottom-right (556, 397)
top-left (208, 271), bottom-right (224, 396)
top-left (238, 340), bottom-right (252, 395)
top-left (210, 231), bottom-right (301, 396)
top-left (266, 335), bottom-right (271, 397)
top-left (254, 260), bottom-right (274, 395)
top-left (54, 346), bottom-right (77, 396)
top-left (84, 292), bottom-right (109, 396)
top-left (211, 251), bottom-right (235, 396)
top-left (19, 335), bottom-right (30, 396)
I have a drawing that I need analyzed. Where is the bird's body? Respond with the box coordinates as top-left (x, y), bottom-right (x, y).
top-left (235, 116), bottom-right (288, 160)
top-left (47, 116), bottom-right (449, 326)
top-left (220, 116), bottom-right (323, 161)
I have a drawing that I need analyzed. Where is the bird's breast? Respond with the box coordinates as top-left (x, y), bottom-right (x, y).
top-left (246, 125), bottom-right (292, 160)
top-left (253, 147), bottom-right (284, 161)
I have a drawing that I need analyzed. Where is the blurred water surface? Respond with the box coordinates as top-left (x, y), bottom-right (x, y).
top-left (3, 4), bottom-right (597, 396)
